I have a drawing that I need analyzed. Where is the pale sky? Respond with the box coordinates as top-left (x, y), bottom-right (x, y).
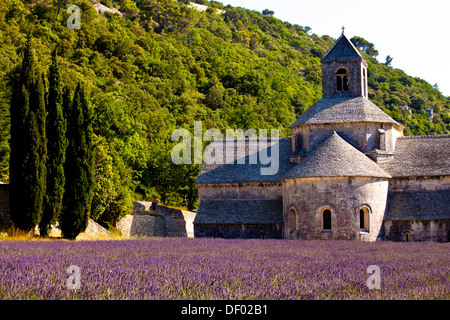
top-left (218, 0), bottom-right (450, 97)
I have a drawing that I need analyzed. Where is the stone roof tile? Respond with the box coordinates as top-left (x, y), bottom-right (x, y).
top-left (381, 135), bottom-right (450, 177)
top-left (196, 138), bottom-right (294, 185)
top-left (290, 97), bottom-right (401, 128)
top-left (282, 132), bottom-right (391, 179)
top-left (321, 33), bottom-right (363, 63)
top-left (194, 200), bottom-right (283, 224)
top-left (385, 190), bottom-right (450, 221)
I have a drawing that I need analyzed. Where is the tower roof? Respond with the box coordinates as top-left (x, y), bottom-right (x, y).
top-left (282, 132), bottom-right (391, 180)
top-left (290, 97), bottom-right (402, 128)
top-left (321, 33), bottom-right (364, 63)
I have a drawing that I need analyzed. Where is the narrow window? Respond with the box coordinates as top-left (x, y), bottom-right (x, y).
top-left (378, 129), bottom-right (386, 151)
top-left (295, 134), bottom-right (302, 153)
top-left (323, 209), bottom-right (332, 230)
top-left (360, 209), bottom-right (365, 229)
top-left (336, 76), bottom-right (343, 91)
top-left (259, 232), bottom-right (265, 240)
top-left (290, 208), bottom-right (297, 236)
top-left (404, 231), bottom-right (411, 242)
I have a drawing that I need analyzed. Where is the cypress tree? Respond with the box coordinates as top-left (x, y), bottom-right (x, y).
top-left (9, 37), bottom-right (46, 231)
top-left (39, 51), bottom-right (67, 237)
top-left (60, 83), bottom-right (94, 240)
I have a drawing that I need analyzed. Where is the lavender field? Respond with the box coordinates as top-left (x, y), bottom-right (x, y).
top-left (0, 239), bottom-right (448, 300)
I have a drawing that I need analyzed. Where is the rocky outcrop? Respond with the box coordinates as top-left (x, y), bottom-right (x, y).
top-left (115, 202), bottom-right (196, 238)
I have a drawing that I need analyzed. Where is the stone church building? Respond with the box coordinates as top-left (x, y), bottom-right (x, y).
top-left (194, 32), bottom-right (450, 242)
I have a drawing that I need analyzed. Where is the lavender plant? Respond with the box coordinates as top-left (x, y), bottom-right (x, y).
top-left (0, 239), bottom-right (448, 300)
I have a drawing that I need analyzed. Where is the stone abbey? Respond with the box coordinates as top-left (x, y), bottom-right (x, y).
top-left (194, 32), bottom-right (450, 242)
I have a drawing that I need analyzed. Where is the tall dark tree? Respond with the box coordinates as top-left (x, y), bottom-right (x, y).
top-left (39, 51), bottom-right (67, 237)
top-left (385, 55), bottom-right (393, 66)
top-left (60, 83), bottom-right (94, 240)
top-left (9, 37), bottom-right (47, 231)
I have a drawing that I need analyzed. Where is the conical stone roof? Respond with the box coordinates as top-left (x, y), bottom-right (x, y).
top-left (290, 97), bottom-right (401, 128)
top-left (282, 132), bottom-right (391, 179)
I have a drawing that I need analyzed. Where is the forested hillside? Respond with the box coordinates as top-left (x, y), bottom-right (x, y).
top-left (0, 0), bottom-right (449, 227)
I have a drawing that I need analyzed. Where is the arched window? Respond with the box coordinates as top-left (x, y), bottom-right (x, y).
top-left (360, 207), bottom-right (369, 232)
top-left (336, 68), bottom-right (349, 92)
top-left (404, 231), bottom-right (411, 242)
top-left (290, 208), bottom-right (297, 236)
top-left (323, 209), bottom-right (332, 230)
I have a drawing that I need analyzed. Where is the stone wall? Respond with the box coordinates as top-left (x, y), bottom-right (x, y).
top-left (321, 60), bottom-right (367, 98)
top-left (116, 214), bottom-right (165, 238)
top-left (196, 183), bottom-right (283, 239)
top-left (198, 183), bottom-right (282, 201)
top-left (156, 205), bottom-right (196, 238)
top-left (283, 177), bottom-right (389, 241)
top-left (116, 202), bottom-right (196, 238)
top-left (291, 122), bottom-right (401, 155)
top-left (388, 176), bottom-right (450, 192)
top-left (194, 223), bottom-right (283, 239)
top-left (384, 220), bottom-right (450, 242)
top-left (383, 176), bottom-right (450, 242)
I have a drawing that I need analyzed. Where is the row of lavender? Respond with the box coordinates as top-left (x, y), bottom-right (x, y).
top-left (0, 239), bottom-right (448, 300)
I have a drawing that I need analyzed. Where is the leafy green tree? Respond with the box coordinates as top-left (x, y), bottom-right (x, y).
top-left (9, 38), bottom-right (47, 231)
top-left (60, 83), bottom-right (94, 240)
top-left (91, 134), bottom-right (131, 227)
top-left (351, 36), bottom-right (378, 57)
top-left (39, 50), bottom-right (67, 237)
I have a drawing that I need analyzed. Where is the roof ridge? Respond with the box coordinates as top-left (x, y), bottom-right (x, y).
top-left (399, 134), bottom-right (450, 140)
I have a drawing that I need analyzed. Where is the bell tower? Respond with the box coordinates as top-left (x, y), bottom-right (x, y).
top-left (321, 29), bottom-right (368, 98)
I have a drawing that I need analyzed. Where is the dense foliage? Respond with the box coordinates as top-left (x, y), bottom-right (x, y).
top-left (0, 239), bottom-right (448, 299)
top-left (0, 0), bottom-right (449, 225)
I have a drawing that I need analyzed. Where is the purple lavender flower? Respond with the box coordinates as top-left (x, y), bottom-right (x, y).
top-left (0, 239), bottom-right (448, 300)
